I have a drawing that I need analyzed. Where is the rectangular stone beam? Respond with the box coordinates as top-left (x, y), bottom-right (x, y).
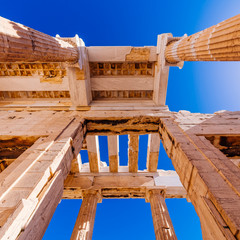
top-left (63, 171), bottom-right (186, 199)
top-left (68, 46), bottom-right (92, 107)
top-left (0, 117), bottom-right (85, 240)
top-left (87, 46), bottom-right (157, 62)
top-left (159, 117), bottom-right (240, 240)
top-left (86, 135), bottom-right (100, 173)
top-left (0, 75), bottom-right (69, 92)
top-left (128, 134), bottom-right (139, 172)
top-left (86, 116), bottom-right (162, 135)
top-left (17, 171), bottom-right (64, 240)
top-left (91, 77), bottom-right (154, 91)
top-left (153, 34), bottom-right (171, 106)
top-left (147, 133), bottom-right (161, 172)
top-left (107, 135), bottom-right (119, 172)
top-left (70, 153), bottom-right (82, 173)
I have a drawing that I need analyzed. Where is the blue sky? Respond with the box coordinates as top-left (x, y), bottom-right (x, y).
top-left (1, 0), bottom-right (240, 239)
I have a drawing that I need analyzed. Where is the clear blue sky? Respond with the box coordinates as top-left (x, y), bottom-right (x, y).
top-left (1, 1), bottom-right (240, 239)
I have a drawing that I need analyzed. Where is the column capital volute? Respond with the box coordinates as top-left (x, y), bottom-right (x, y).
top-left (82, 189), bottom-right (102, 203)
top-left (145, 188), bottom-right (166, 202)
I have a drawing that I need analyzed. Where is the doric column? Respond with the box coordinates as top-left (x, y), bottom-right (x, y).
top-left (0, 16), bottom-right (78, 62)
top-left (70, 191), bottom-right (101, 240)
top-left (165, 14), bottom-right (240, 63)
top-left (149, 190), bottom-right (177, 240)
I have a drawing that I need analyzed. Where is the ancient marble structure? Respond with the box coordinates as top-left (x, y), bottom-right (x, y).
top-left (0, 14), bottom-right (239, 240)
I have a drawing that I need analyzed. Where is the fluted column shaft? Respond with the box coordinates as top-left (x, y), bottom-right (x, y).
top-left (70, 192), bottom-right (100, 240)
top-left (165, 14), bottom-right (240, 63)
top-left (149, 190), bottom-right (177, 240)
top-left (0, 16), bottom-right (78, 62)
